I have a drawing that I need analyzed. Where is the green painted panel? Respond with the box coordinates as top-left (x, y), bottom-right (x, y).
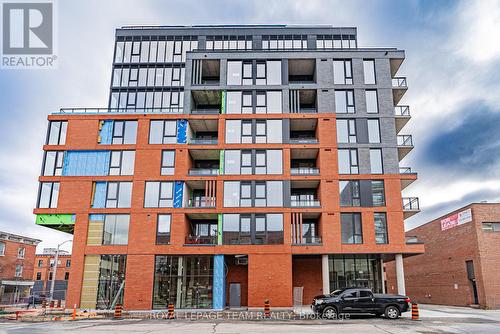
top-left (221, 91), bottom-right (226, 114)
top-left (36, 214), bottom-right (75, 225)
top-left (219, 150), bottom-right (225, 175)
top-left (217, 213), bottom-right (223, 245)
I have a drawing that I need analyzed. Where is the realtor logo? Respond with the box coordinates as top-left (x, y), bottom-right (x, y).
top-left (1, 1), bottom-right (57, 68)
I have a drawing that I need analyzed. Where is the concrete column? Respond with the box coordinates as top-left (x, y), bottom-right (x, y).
top-left (322, 255), bottom-right (330, 294)
top-left (380, 258), bottom-right (385, 294)
top-left (395, 254), bottom-right (406, 296)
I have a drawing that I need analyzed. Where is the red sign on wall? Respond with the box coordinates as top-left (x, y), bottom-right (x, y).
top-left (440, 208), bottom-right (472, 231)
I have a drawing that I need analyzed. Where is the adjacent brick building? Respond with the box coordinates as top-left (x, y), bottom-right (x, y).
top-left (33, 25), bottom-right (423, 310)
top-left (0, 231), bottom-right (41, 304)
top-left (33, 249), bottom-right (72, 301)
top-left (385, 203), bottom-right (500, 309)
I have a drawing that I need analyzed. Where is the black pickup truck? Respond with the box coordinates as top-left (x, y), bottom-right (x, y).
top-left (312, 288), bottom-right (411, 319)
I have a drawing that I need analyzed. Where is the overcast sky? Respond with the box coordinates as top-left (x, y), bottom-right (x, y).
top-left (1, 0), bottom-right (500, 253)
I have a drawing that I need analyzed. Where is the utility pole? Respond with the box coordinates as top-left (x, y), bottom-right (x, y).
top-left (49, 240), bottom-right (72, 303)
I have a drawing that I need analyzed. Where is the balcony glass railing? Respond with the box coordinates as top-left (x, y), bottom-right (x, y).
top-left (397, 135), bottom-right (413, 147)
top-left (399, 167), bottom-right (415, 174)
top-left (293, 236), bottom-right (322, 245)
top-left (298, 108), bottom-right (317, 113)
top-left (189, 138), bottom-right (218, 145)
top-left (289, 138), bottom-right (319, 144)
top-left (185, 235), bottom-right (217, 245)
top-left (291, 199), bottom-right (321, 207)
top-left (58, 107), bottom-right (183, 114)
top-left (402, 197), bottom-right (420, 211)
top-left (186, 198), bottom-right (216, 208)
top-left (188, 168), bottom-right (219, 176)
top-left (291, 167), bottom-right (320, 175)
top-left (190, 109), bottom-right (220, 115)
top-left (392, 77), bottom-right (407, 88)
top-left (394, 105), bottom-right (410, 116)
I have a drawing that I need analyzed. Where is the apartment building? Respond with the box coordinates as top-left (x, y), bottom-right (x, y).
top-left (386, 203), bottom-right (500, 309)
top-left (34, 25), bottom-right (423, 310)
top-left (0, 231), bottom-right (41, 304)
top-left (33, 249), bottom-right (71, 301)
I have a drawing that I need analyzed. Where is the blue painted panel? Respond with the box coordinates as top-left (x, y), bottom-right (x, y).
top-left (89, 214), bottom-right (105, 222)
top-left (92, 182), bottom-right (107, 208)
top-left (99, 120), bottom-right (114, 145)
top-left (213, 255), bottom-right (225, 310)
top-left (177, 119), bottom-right (187, 144)
top-left (62, 151), bottom-right (111, 176)
top-left (173, 181), bottom-right (183, 208)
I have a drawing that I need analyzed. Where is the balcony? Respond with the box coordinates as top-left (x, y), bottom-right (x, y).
top-left (191, 59), bottom-right (220, 85)
top-left (191, 109), bottom-right (220, 115)
top-left (402, 197), bottom-right (420, 219)
top-left (392, 77), bottom-right (408, 105)
top-left (291, 167), bottom-right (320, 175)
top-left (399, 167), bottom-right (417, 190)
top-left (293, 236), bottom-right (322, 245)
top-left (185, 180), bottom-right (217, 209)
top-left (186, 197), bottom-right (216, 208)
top-left (189, 138), bottom-right (218, 145)
top-left (190, 90), bottom-right (221, 115)
top-left (289, 89), bottom-right (317, 113)
top-left (289, 138), bottom-right (318, 144)
top-left (288, 59), bottom-right (316, 84)
top-left (185, 218), bottom-right (218, 245)
top-left (185, 235), bottom-right (217, 245)
top-left (397, 135), bottom-right (414, 161)
top-left (394, 106), bottom-right (411, 133)
top-left (290, 118), bottom-right (318, 144)
top-left (188, 168), bottom-right (219, 176)
top-left (291, 199), bottom-right (321, 207)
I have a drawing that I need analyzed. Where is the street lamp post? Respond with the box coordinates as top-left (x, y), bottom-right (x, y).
top-left (49, 240), bottom-right (72, 303)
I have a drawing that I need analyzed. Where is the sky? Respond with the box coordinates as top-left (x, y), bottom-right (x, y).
top-left (1, 0), bottom-right (500, 253)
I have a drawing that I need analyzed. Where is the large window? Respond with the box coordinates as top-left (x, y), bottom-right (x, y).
top-left (47, 121), bottom-right (67, 145)
top-left (336, 119), bottom-right (356, 143)
top-left (333, 60), bottom-right (353, 84)
top-left (367, 119), bottom-right (381, 143)
top-left (153, 255), bottom-right (213, 309)
top-left (372, 181), bottom-right (385, 206)
top-left (226, 60), bottom-right (281, 85)
top-left (37, 182), bottom-right (59, 208)
top-left (206, 35), bottom-right (252, 50)
top-left (105, 182), bottom-right (132, 208)
top-left (102, 214), bottom-right (130, 245)
top-left (363, 60), bottom-right (376, 84)
top-left (370, 149), bottom-right (383, 174)
top-left (338, 149), bottom-right (359, 174)
top-left (227, 91), bottom-right (282, 114)
top-left (335, 90), bottom-right (355, 113)
top-left (156, 214), bottom-right (171, 244)
top-left (365, 90), bottom-right (378, 113)
top-left (339, 180), bottom-right (360, 207)
top-left (223, 181), bottom-right (283, 207)
top-left (161, 150), bottom-right (175, 175)
top-left (341, 213), bottom-right (363, 244)
top-left (144, 181), bottom-right (174, 208)
top-left (329, 254), bottom-right (382, 292)
top-left (109, 151), bottom-right (135, 175)
top-left (222, 213), bottom-right (284, 245)
top-left (262, 35), bottom-right (307, 50)
top-left (111, 120), bottom-right (137, 144)
top-left (149, 120), bottom-right (177, 144)
top-left (96, 255), bottom-right (126, 309)
top-left (43, 151), bottom-right (64, 176)
top-left (374, 213), bottom-right (388, 244)
top-left (482, 222), bottom-right (500, 232)
top-left (224, 149), bottom-right (282, 175)
top-left (115, 38), bottom-right (198, 64)
top-left (225, 119), bottom-right (282, 144)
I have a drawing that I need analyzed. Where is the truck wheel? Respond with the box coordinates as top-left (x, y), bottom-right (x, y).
top-left (384, 306), bottom-right (400, 319)
top-left (322, 306), bottom-right (338, 320)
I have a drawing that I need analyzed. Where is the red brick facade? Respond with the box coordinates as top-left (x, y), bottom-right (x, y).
top-left (0, 233), bottom-right (39, 281)
top-left (385, 203), bottom-right (500, 309)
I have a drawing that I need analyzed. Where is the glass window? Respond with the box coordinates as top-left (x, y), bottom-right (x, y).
top-left (333, 60), bottom-right (353, 84)
top-left (103, 214), bottom-right (130, 245)
top-left (226, 91), bottom-right (242, 114)
top-left (363, 60), bottom-right (376, 84)
top-left (109, 151), bottom-right (135, 175)
top-left (227, 61), bottom-right (242, 85)
top-left (341, 213), bottom-right (363, 244)
top-left (256, 62), bottom-right (266, 85)
top-left (161, 150), bottom-right (175, 175)
top-left (106, 182), bottom-right (132, 208)
top-left (17, 247), bottom-right (25, 259)
top-left (240, 182), bottom-right (252, 207)
top-left (149, 120), bottom-right (177, 144)
top-left (38, 182), bottom-right (59, 208)
top-left (47, 121), bottom-right (67, 145)
top-left (224, 150), bottom-right (241, 175)
top-left (0, 242), bottom-right (5, 256)
top-left (114, 41), bottom-right (124, 63)
top-left (157, 214), bottom-right (171, 244)
top-left (267, 91), bottom-right (282, 113)
top-left (266, 181), bottom-right (283, 207)
top-left (372, 181), bottom-right (385, 206)
top-left (335, 90), bottom-right (355, 113)
top-left (15, 265), bottom-right (23, 277)
top-left (266, 119), bottom-right (283, 143)
top-left (367, 119), bottom-right (381, 143)
top-left (43, 151), bottom-right (64, 176)
top-left (339, 180), bottom-right (360, 207)
top-left (225, 120), bottom-right (241, 144)
top-left (266, 150), bottom-right (283, 174)
top-left (223, 181), bottom-right (240, 207)
top-left (254, 182), bottom-right (266, 206)
top-left (336, 119), bottom-right (356, 143)
top-left (241, 150), bottom-right (252, 174)
top-left (365, 90), bottom-right (378, 113)
top-left (255, 150), bottom-right (266, 174)
top-left (96, 255), bottom-right (127, 309)
top-left (482, 222), bottom-right (500, 232)
top-left (255, 121), bottom-right (266, 143)
top-left (256, 92), bottom-right (266, 113)
top-left (242, 120), bottom-right (253, 143)
top-left (266, 61), bottom-right (282, 85)
top-left (370, 149), bottom-right (383, 174)
top-left (242, 62), bottom-right (252, 85)
top-left (338, 149), bottom-right (359, 174)
top-left (242, 92), bottom-right (252, 114)
top-left (374, 213), bottom-right (388, 244)
top-left (112, 120), bottom-right (137, 144)
top-left (144, 181), bottom-right (173, 208)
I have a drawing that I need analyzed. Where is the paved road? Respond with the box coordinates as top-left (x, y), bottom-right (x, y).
top-left (1, 304), bottom-right (499, 333)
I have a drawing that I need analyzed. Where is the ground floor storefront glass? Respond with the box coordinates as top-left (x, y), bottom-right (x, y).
top-left (153, 255), bottom-right (213, 309)
top-left (96, 254), bottom-right (127, 309)
top-left (329, 254), bottom-right (382, 293)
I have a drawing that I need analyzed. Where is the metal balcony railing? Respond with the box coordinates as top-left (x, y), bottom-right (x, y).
top-left (402, 197), bottom-right (420, 211)
top-left (58, 107), bottom-right (183, 114)
top-left (397, 135), bottom-right (413, 147)
top-left (392, 77), bottom-right (407, 88)
top-left (291, 167), bottom-right (320, 175)
top-left (289, 138), bottom-right (319, 144)
top-left (189, 138), bottom-right (218, 145)
top-left (298, 108), bottom-right (318, 113)
top-left (188, 168), bottom-right (219, 176)
top-left (185, 235), bottom-right (217, 245)
top-left (399, 167), bottom-right (415, 174)
top-left (186, 198), bottom-right (216, 208)
top-left (293, 236), bottom-right (322, 245)
top-left (190, 109), bottom-right (220, 115)
top-left (291, 199), bottom-right (321, 207)
top-left (394, 105), bottom-right (410, 116)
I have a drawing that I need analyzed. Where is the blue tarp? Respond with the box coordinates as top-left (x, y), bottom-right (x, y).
top-left (213, 255), bottom-right (225, 310)
top-left (177, 119), bottom-right (187, 144)
top-left (173, 181), bottom-right (183, 208)
top-left (99, 120), bottom-right (114, 145)
top-left (62, 151), bottom-right (110, 176)
top-left (92, 182), bottom-right (107, 208)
